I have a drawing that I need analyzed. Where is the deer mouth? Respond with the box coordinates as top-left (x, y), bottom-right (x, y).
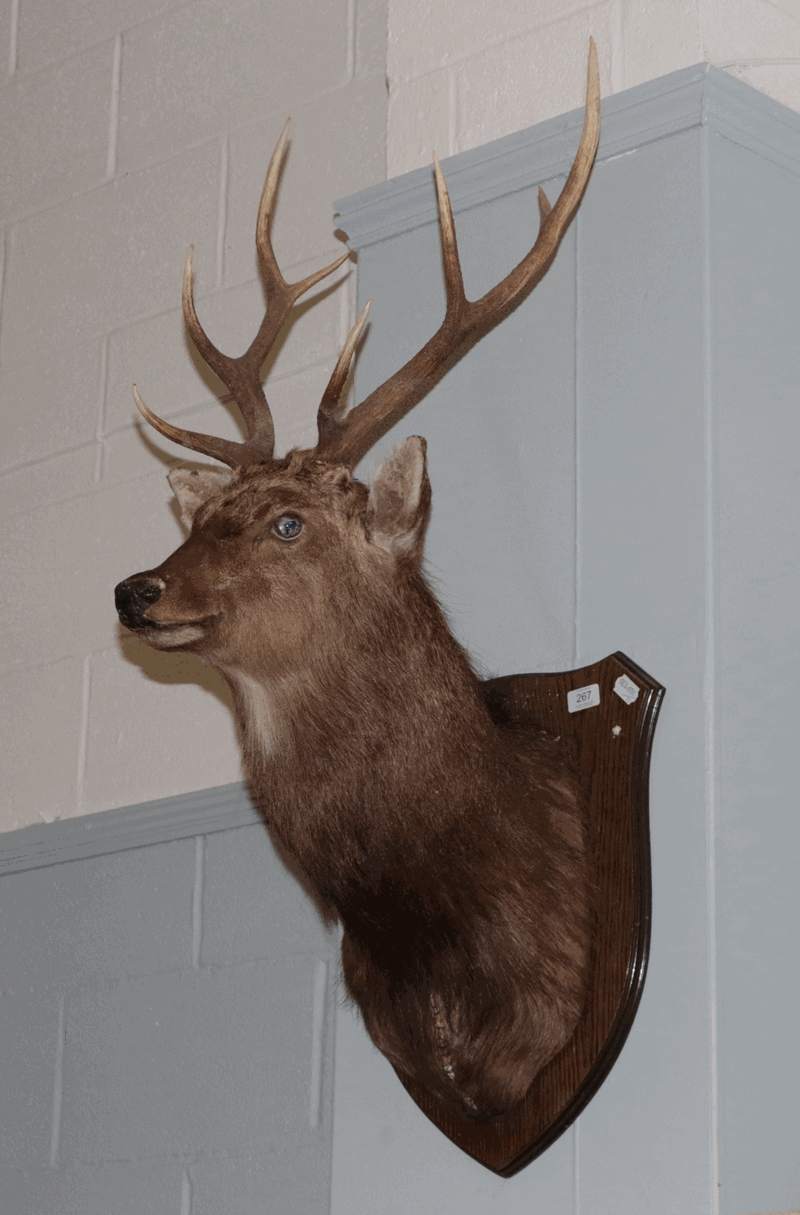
top-left (136, 615), bottom-right (212, 630)
top-left (130, 616), bottom-right (216, 649)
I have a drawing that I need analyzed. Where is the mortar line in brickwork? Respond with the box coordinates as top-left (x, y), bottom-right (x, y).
top-left (700, 118), bottom-right (721, 1215)
top-left (723, 56), bottom-right (800, 67)
top-left (192, 835), bottom-right (205, 968)
top-left (216, 139), bottom-right (229, 288)
top-left (0, 229), bottom-right (6, 354)
top-left (0, 177), bottom-right (102, 233)
top-left (448, 65), bottom-right (457, 158)
top-left (181, 1168), bottom-right (192, 1215)
top-left (411, 7), bottom-right (602, 83)
top-left (106, 34), bottom-right (123, 180)
top-left (0, 128), bottom-right (218, 232)
top-left (611, 0), bottom-right (624, 94)
top-left (346, 0), bottom-right (355, 80)
top-left (49, 993), bottom-right (65, 1166)
top-left (7, 0), bottom-right (18, 77)
top-left (1, 437), bottom-right (107, 480)
top-left (94, 336), bottom-right (110, 483)
top-left (309, 958), bottom-right (328, 1129)
top-left (75, 655), bottom-right (93, 813)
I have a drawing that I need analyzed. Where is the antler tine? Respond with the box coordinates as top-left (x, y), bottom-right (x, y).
top-left (315, 152), bottom-right (468, 451)
top-left (316, 301), bottom-right (372, 445)
top-left (133, 385), bottom-right (250, 469)
top-left (316, 40), bottom-right (601, 468)
top-left (252, 118), bottom-right (352, 313)
top-left (253, 117), bottom-right (297, 294)
top-left (431, 152), bottom-right (467, 321)
top-left (177, 118), bottom-right (350, 463)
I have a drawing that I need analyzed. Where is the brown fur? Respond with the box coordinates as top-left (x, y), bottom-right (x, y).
top-left (116, 439), bottom-right (591, 1117)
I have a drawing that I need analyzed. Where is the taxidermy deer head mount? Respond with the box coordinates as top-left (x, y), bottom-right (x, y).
top-left (115, 44), bottom-right (600, 1122)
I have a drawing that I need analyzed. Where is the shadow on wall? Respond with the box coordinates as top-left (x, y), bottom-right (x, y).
top-left (119, 628), bottom-right (233, 712)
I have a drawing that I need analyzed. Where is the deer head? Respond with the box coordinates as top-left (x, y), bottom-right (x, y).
top-left (115, 44), bottom-right (600, 1123)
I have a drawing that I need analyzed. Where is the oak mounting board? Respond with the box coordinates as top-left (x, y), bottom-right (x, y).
top-left (395, 651), bottom-right (664, 1175)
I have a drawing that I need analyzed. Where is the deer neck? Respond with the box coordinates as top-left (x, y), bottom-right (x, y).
top-left (219, 574), bottom-right (500, 866)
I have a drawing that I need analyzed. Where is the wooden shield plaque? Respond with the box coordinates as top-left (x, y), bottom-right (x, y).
top-left (395, 651), bottom-right (664, 1175)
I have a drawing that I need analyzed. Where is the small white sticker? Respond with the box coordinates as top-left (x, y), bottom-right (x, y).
top-left (614, 674), bottom-right (640, 705)
top-left (567, 683), bottom-right (600, 713)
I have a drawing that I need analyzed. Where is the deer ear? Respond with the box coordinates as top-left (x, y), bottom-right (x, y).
top-left (367, 436), bottom-right (431, 559)
top-left (168, 466), bottom-right (232, 528)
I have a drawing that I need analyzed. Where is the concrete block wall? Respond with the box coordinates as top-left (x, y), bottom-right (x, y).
top-left (0, 0), bottom-right (388, 833)
top-left (0, 821), bottom-right (339, 1213)
top-left (0, 10), bottom-right (385, 1206)
top-left (387, 0), bottom-right (800, 175)
top-left (2, 3), bottom-right (799, 1214)
top-left (1, 0), bottom-right (797, 826)
top-left (5, 0), bottom-right (793, 825)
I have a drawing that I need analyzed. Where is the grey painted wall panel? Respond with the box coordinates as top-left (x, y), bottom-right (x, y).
top-left (575, 130), bottom-right (713, 1214)
top-left (332, 63), bottom-right (799, 1215)
top-left (709, 129), bottom-right (800, 1215)
top-left (0, 826), bottom-right (334, 1213)
top-left (190, 1152), bottom-right (331, 1215)
top-left (201, 823), bottom-right (337, 966)
top-left (0, 988), bottom-right (61, 1169)
top-left (59, 956), bottom-right (326, 1160)
top-left (576, 130), bottom-right (708, 660)
top-left (0, 838), bottom-right (196, 987)
top-left (0, 1161), bottom-right (185, 1215)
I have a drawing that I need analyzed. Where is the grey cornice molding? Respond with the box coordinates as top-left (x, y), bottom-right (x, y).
top-left (335, 62), bottom-right (800, 249)
top-left (0, 782), bottom-right (259, 877)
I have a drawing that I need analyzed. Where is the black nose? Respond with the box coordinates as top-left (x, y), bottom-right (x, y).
top-left (115, 576), bottom-right (163, 628)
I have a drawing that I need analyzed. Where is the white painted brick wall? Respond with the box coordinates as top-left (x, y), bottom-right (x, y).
top-left (0, 0), bottom-right (388, 831)
top-left (387, 0), bottom-right (800, 175)
top-left (2, 0), bottom-right (798, 832)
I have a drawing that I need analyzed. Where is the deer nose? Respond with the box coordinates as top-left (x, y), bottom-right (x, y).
top-left (114, 576), bottom-right (165, 628)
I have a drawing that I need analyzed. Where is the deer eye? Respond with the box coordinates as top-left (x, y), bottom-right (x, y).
top-left (273, 514), bottom-right (303, 540)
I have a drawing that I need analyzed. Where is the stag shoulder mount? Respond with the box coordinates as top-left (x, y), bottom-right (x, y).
top-left (113, 42), bottom-right (663, 1173)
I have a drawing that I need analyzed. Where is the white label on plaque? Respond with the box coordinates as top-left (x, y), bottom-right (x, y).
top-left (567, 683), bottom-right (600, 713)
top-left (614, 674), bottom-right (640, 705)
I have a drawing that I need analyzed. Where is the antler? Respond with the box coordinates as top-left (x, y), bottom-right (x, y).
top-left (136, 43), bottom-right (600, 471)
top-left (134, 119), bottom-right (350, 468)
top-left (316, 39), bottom-right (601, 467)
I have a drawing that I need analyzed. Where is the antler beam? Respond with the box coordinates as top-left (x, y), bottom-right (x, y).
top-left (316, 39), bottom-right (601, 468)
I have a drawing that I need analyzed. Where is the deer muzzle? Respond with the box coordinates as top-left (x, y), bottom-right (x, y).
top-left (114, 576), bottom-right (165, 629)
